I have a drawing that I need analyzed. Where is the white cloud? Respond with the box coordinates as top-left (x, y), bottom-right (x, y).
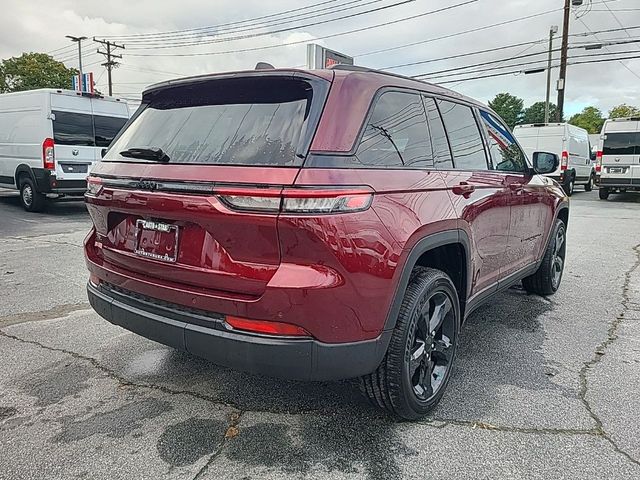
top-left (1, 0), bottom-right (639, 113)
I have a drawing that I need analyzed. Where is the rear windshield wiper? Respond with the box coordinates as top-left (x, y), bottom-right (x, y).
top-left (119, 147), bottom-right (170, 162)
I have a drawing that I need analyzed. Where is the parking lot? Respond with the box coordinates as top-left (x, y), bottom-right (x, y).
top-left (1, 188), bottom-right (640, 479)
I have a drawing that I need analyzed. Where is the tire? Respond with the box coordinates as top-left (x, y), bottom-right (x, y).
top-left (585, 174), bottom-right (594, 192)
top-left (360, 267), bottom-right (460, 420)
top-left (599, 188), bottom-right (610, 200)
top-left (19, 177), bottom-right (46, 212)
top-left (563, 175), bottom-right (574, 196)
top-left (522, 219), bottom-right (566, 296)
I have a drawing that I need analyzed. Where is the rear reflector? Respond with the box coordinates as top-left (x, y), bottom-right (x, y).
top-left (225, 316), bottom-right (310, 337)
top-left (43, 138), bottom-right (55, 170)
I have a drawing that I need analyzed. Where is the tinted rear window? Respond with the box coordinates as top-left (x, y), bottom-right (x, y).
top-left (603, 132), bottom-right (640, 155)
top-left (53, 110), bottom-right (128, 147)
top-left (105, 77), bottom-right (316, 166)
top-left (437, 100), bottom-right (488, 170)
top-left (94, 115), bottom-right (128, 147)
top-left (53, 111), bottom-right (94, 146)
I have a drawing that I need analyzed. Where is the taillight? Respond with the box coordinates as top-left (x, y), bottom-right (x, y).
top-left (225, 315), bottom-right (310, 337)
top-left (282, 188), bottom-right (373, 213)
top-left (43, 138), bottom-right (55, 170)
top-left (596, 151), bottom-right (602, 172)
top-left (560, 151), bottom-right (569, 171)
top-left (86, 176), bottom-right (103, 196)
top-left (217, 187), bottom-right (374, 214)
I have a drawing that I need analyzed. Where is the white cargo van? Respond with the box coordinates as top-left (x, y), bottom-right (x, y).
top-left (597, 117), bottom-right (640, 200)
top-left (0, 89), bottom-right (130, 211)
top-left (514, 123), bottom-right (595, 195)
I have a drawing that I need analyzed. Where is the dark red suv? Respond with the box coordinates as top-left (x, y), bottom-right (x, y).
top-left (84, 66), bottom-right (568, 419)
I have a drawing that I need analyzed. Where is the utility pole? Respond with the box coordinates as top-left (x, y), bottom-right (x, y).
top-left (65, 35), bottom-right (87, 82)
top-left (557, 0), bottom-right (584, 121)
top-left (94, 38), bottom-right (125, 97)
top-left (545, 25), bottom-right (558, 124)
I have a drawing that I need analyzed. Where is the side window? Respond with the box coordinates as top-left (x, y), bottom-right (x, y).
top-left (356, 91), bottom-right (433, 168)
top-left (479, 110), bottom-right (528, 173)
top-left (437, 100), bottom-right (488, 170)
top-left (422, 96), bottom-right (453, 169)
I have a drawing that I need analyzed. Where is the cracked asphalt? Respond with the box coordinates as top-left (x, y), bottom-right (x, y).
top-left (1, 188), bottom-right (640, 479)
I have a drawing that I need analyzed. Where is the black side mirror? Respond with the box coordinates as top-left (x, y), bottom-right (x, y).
top-left (101, 148), bottom-right (108, 158)
top-left (532, 151), bottom-right (559, 175)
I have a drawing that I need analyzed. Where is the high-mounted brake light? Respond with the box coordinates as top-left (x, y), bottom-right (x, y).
top-left (43, 138), bottom-right (55, 170)
top-left (86, 176), bottom-right (103, 196)
top-left (225, 315), bottom-right (310, 337)
top-left (216, 187), bottom-right (374, 214)
top-left (596, 151), bottom-right (602, 172)
top-left (560, 151), bottom-right (569, 171)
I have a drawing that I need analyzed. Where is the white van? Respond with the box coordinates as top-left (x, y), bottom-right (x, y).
top-left (0, 89), bottom-right (130, 211)
top-left (514, 123), bottom-right (595, 195)
top-left (597, 117), bottom-right (640, 200)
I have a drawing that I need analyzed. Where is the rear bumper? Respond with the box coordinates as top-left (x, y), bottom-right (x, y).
top-left (599, 177), bottom-right (640, 188)
top-left (33, 168), bottom-right (86, 194)
top-left (87, 282), bottom-right (389, 381)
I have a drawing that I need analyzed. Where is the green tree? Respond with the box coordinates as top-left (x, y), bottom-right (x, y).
top-left (522, 101), bottom-right (560, 124)
top-left (608, 104), bottom-right (640, 119)
top-left (568, 106), bottom-right (605, 134)
top-left (488, 93), bottom-right (524, 129)
top-left (0, 52), bottom-right (76, 93)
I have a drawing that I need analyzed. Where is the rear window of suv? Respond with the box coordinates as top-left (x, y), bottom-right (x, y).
top-left (105, 76), bottom-right (317, 166)
top-left (603, 132), bottom-right (640, 155)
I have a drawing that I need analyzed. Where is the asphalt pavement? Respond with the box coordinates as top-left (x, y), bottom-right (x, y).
top-left (1, 187), bottom-right (640, 479)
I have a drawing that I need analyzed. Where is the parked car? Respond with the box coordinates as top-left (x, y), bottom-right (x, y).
top-left (0, 89), bottom-right (130, 211)
top-left (514, 123), bottom-right (595, 195)
top-left (597, 117), bottom-right (640, 200)
top-left (84, 66), bottom-right (569, 419)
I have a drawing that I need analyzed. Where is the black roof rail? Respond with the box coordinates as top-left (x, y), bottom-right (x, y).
top-left (329, 63), bottom-right (431, 84)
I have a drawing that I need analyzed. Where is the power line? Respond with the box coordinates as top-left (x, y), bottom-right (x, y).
top-left (99, 0), bottom-right (347, 39)
top-left (424, 49), bottom-right (640, 82)
top-left (94, 38), bottom-right (125, 96)
top-left (118, 0), bottom-right (382, 45)
top-left (576, 15), bottom-right (640, 81)
top-left (433, 53), bottom-right (640, 85)
top-left (122, 0), bottom-right (419, 50)
top-left (125, 0), bottom-right (479, 57)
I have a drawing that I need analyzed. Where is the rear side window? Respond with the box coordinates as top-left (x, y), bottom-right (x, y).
top-left (603, 132), bottom-right (639, 155)
top-left (479, 110), bottom-right (527, 172)
top-left (437, 100), bottom-right (488, 170)
top-left (356, 91), bottom-right (433, 168)
top-left (422, 96), bottom-right (453, 169)
top-left (52, 110), bottom-right (128, 147)
top-left (94, 115), bottom-right (128, 147)
top-left (52, 111), bottom-right (94, 146)
top-left (105, 77), bottom-right (317, 166)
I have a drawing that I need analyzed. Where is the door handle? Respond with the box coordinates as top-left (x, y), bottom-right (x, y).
top-left (452, 182), bottom-right (476, 196)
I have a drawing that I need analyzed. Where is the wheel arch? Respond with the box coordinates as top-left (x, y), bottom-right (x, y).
top-left (383, 230), bottom-right (471, 332)
top-left (14, 164), bottom-right (35, 187)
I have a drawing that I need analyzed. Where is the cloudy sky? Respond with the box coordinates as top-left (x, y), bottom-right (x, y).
top-left (2, 0), bottom-right (639, 116)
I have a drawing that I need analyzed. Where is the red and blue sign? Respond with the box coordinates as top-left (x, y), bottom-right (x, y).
top-left (72, 72), bottom-right (94, 94)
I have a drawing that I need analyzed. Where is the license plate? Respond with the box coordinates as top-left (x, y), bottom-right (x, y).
top-left (609, 167), bottom-right (625, 174)
top-left (134, 219), bottom-right (179, 263)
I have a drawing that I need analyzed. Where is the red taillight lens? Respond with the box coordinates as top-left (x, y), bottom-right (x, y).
top-left (225, 316), bottom-right (310, 337)
top-left (217, 187), bottom-right (373, 214)
top-left (560, 151), bottom-right (569, 171)
top-left (43, 138), bottom-right (55, 170)
top-left (86, 176), bottom-right (103, 196)
top-left (596, 151), bottom-right (602, 172)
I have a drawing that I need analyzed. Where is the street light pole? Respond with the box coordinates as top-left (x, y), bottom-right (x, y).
top-left (65, 35), bottom-right (88, 88)
top-left (545, 26), bottom-right (558, 124)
